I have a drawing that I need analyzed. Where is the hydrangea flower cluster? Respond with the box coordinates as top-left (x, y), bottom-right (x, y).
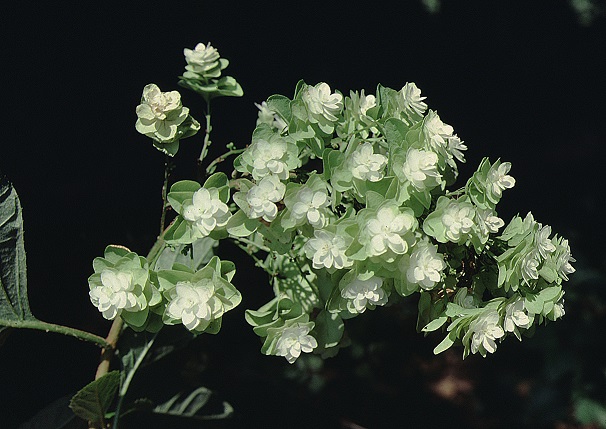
top-left (88, 245), bottom-right (240, 335)
top-left (126, 47), bottom-right (575, 365)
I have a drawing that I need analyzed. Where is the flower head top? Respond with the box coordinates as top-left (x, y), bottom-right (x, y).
top-left (183, 42), bottom-right (225, 80)
top-left (469, 310), bottom-right (505, 357)
top-left (135, 84), bottom-right (200, 155)
top-left (398, 82), bottom-right (428, 122)
top-left (245, 175), bottom-right (286, 222)
top-left (182, 187), bottom-right (231, 237)
top-left (350, 143), bottom-right (388, 182)
top-left (236, 129), bottom-right (300, 181)
top-left (304, 229), bottom-right (352, 270)
top-left (340, 275), bottom-right (388, 314)
top-left (400, 241), bottom-right (446, 291)
top-left (401, 148), bottom-right (442, 191)
top-left (302, 82), bottom-right (343, 125)
top-left (88, 246), bottom-right (161, 331)
top-left (159, 256), bottom-right (241, 334)
top-left (362, 203), bottom-right (416, 256)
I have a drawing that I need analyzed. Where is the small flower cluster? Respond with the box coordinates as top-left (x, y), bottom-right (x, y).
top-left (88, 246), bottom-right (241, 335)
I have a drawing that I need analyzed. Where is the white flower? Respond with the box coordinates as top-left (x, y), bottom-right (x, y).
top-left (255, 101), bottom-right (288, 133)
top-left (402, 148), bottom-right (442, 191)
top-left (166, 279), bottom-right (221, 331)
top-left (398, 82), bottom-right (428, 119)
top-left (555, 239), bottom-right (576, 281)
top-left (291, 187), bottom-right (330, 228)
top-left (89, 270), bottom-right (141, 320)
top-left (504, 299), bottom-right (532, 340)
top-left (341, 275), bottom-right (387, 314)
top-left (246, 175), bottom-right (286, 222)
top-left (469, 310), bottom-right (505, 356)
top-left (535, 224), bottom-right (556, 259)
top-left (302, 82), bottom-right (343, 123)
top-left (550, 299), bottom-right (566, 320)
top-left (476, 208), bottom-right (505, 235)
top-left (446, 135), bottom-right (467, 163)
top-left (403, 242), bottom-right (446, 290)
top-left (350, 143), bottom-right (388, 182)
top-left (422, 110), bottom-right (454, 150)
top-left (304, 229), bottom-right (352, 270)
top-left (442, 202), bottom-right (475, 242)
top-left (135, 84), bottom-right (189, 143)
top-left (182, 188), bottom-right (230, 236)
top-left (183, 42), bottom-right (220, 77)
top-left (365, 205), bottom-right (415, 256)
top-left (275, 325), bottom-right (318, 364)
top-left (487, 162), bottom-right (515, 197)
top-left (520, 251), bottom-right (540, 283)
top-left (359, 92), bottom-right (377, 116)
top-left (247, 138), bottom-right (292, 181)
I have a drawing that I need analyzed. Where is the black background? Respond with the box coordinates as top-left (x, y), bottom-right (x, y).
top-left (1, 1), bottom-right (606, 428)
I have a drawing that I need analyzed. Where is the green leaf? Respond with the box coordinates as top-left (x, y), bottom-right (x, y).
top-left (226, 210), bottom-right (259, 237)
top-left (154, 238), bottom-right (216, 272)
top-left (118, 330), bottom-right (159, 399)
top-left (153, 386), bottom-right (234, 420)
top-left (312, 310), bottom-right (344, 351)
top-left (433, 330), bottom-right (457, 355)
top-left (69, 371), bottom-right (120, 424)
top-left (422, 316), bottom-right (448, 332)
top-left (574, 397), bottom-right (606, 427)
top-left (0, 174), bottom-right (35, 333)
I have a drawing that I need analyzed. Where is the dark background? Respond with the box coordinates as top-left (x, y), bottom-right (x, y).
top-left (1, 1), bottom-right (606, 428)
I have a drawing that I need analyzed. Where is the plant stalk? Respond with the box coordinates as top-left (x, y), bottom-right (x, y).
top-left (1, 319), bottom-right (109, 348)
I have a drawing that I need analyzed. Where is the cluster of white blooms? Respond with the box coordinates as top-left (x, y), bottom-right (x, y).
top-left (341, 275), bottom-right (388, 314)
top-left (302, 82), bottom-right (343, 123)
top-left (350, 143), bottom-right (388, 182)
top-left (275, 324), bottom-right (318, 364)
top-left (469, 310), bottom-right (505, 357)
top-left (165, 279), bottom-right (224, 332)
top-left (182, 187), bottom-right (231, 237)
top-left (89, 270), bottom-right (142, 320)
top-left (358, 91), bottom-right (377, 116)
top-left (402, 148), bottom-right (441, 191)
top-left (401, 242), bottom-right (446, 290)
top-left (246, 175), bottom-right (286, 222)
top-left (304, 230), bottom-right (352, 270)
